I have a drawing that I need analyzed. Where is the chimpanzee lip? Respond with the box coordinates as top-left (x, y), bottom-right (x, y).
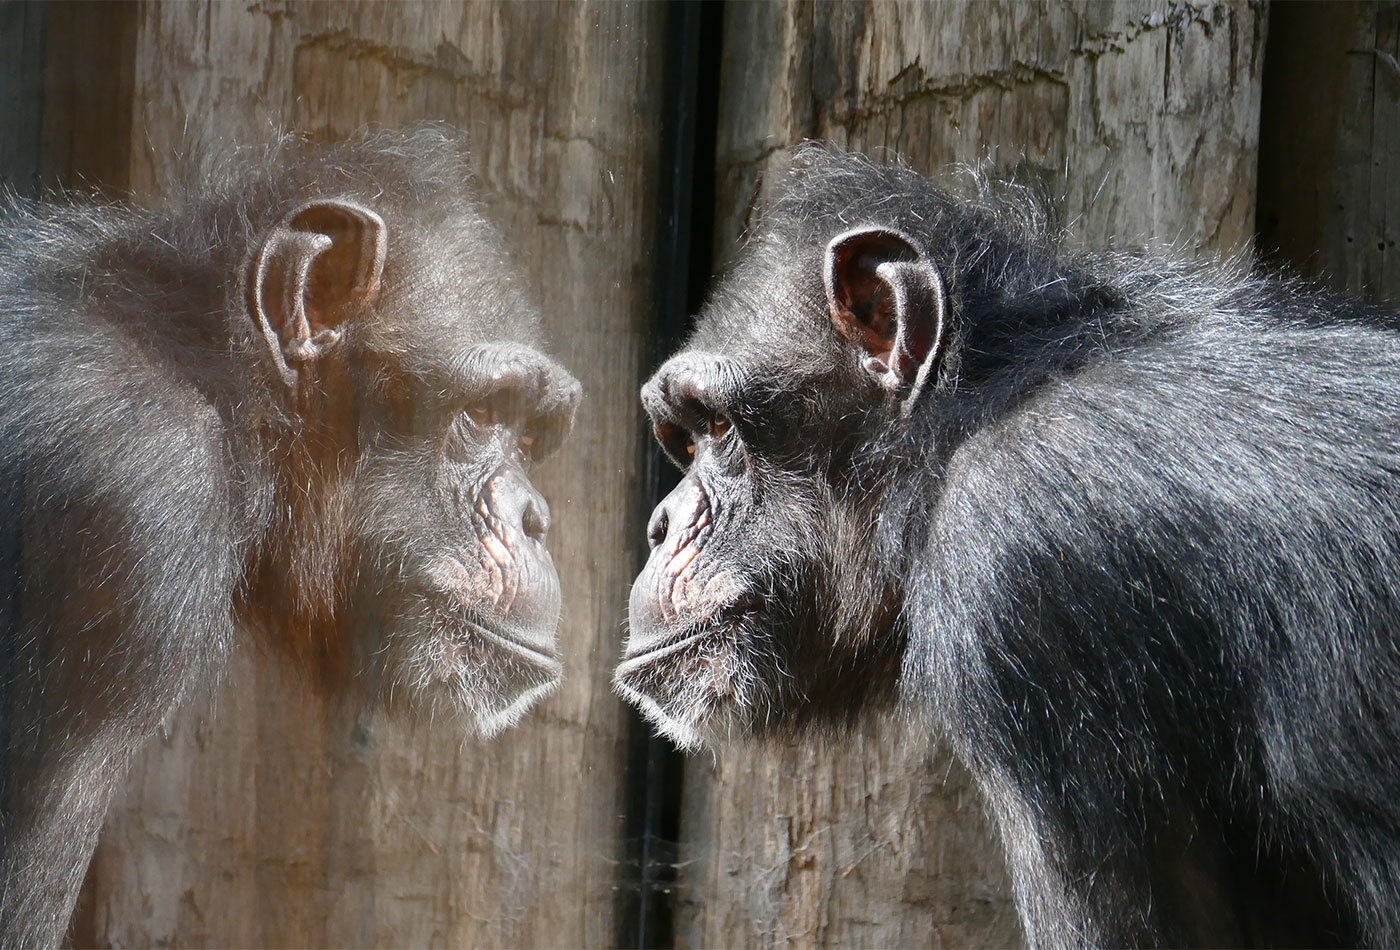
top-left (617, 628), bottom-right (710, 670)
top-left (471, 619), bottom-right (561, 668)
top-left (618, 610), bottom-right (761, 668)
top-left (618, 600), bottom-right (764, 670)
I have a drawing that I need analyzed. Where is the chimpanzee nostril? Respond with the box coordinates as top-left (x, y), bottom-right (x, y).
top-left (486, 465), bottom-right (551, 543)
top-left (523, 496), bottom-right (549, 542)
top-left (647, 506), bottom-right (669, 550)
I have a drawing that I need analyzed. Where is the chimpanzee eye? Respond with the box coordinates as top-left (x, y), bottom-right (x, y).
top-left (654, 421), bottom-right (695, 465)
top-left (463, 403), bottom-right (495, 428)
top-left (706, 413), bottom-right (732, 441)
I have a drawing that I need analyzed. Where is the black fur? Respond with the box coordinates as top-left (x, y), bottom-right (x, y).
top-left (620, 145), bottom-right (1400, 947)
top-left (0, 126), bottom-right (579, 947)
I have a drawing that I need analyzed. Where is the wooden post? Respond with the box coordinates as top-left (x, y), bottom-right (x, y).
top-left (678, 3), bottom-right (1267, 946)
top-left (48, 4), bottom-right (666, 946)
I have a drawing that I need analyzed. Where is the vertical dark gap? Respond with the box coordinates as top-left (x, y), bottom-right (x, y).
top-left (0, 0), bottom-right (49, 193)
top-left (0, 0), bottom-right (46, 921)
top-left (618, 1), bottom-right (723, 948)
top-left (37, 0), bottom-right (138, 195)
top-left (685, 2), bottom-right (722, 322)
top-left (1253, 1), bottom-right (1353, 276)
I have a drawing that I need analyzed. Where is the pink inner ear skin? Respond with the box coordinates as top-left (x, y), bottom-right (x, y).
top-left (289, 201), bottom-right (387, 333)
top-left (829, 245), bottom-right (898, 361)
top-left (247, 200), bottom-right (389, 384)
top-left (826, 229), bottom-right (922, 362)
top-left (824, 226), bottom-right (947, 408)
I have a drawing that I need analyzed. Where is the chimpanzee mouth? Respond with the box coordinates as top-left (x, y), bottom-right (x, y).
top-left (470, 619), bottom-right (561, 670)
top-left (613, 600), bottom-right (774, 749)
top-left (613, 619), bottom-right (761, 752)
top-left (380, 606), bottom-right (563, 740)
top-left (618, 598), bottom-right (765, 670)
top-left (616, 627), bottom-right (710, 669)
top-left (460, 619), bottom-right (562, 739)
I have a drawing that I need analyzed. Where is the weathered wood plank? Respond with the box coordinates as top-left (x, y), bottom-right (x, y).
top-left (679, 3), bottom-right (1266, 947)
top-left (37, 0), bottom-right (138, 197)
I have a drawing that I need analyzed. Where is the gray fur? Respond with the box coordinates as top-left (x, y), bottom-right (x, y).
top-left (0, 126), bottom-right (578, 946)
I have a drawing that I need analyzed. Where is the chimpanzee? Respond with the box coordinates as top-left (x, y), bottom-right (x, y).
top-left (0, 126), bottom-right (580, 947)
top-left (617, 145), bottom-right (1400, 947)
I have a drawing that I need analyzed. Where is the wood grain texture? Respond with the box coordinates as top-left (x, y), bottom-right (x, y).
top-left (65, 3), bottom-right (664, 946)
top-left (712, 0), bottom-right (1265, 256)
top-left (678, 3), bottom-right (1266, 948)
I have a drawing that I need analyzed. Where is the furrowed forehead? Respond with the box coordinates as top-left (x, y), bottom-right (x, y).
top-left (360, 214), bottom-right (541, 350)
top-left (684, 245), bottom-right (845, 379)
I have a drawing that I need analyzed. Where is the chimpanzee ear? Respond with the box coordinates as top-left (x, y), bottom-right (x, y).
top-left (247, 199), bottom-right (387, 388)
top-left (824, 226), bottom-right (946, 414)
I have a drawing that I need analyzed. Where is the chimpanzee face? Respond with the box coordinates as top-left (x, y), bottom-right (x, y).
top-left (615, 349), bottom-right (902, 750)
top-left (244, 197), bottom-right (580, 737)
top-left (350, 342), bottom-right (579, 736)
top-left (616, 221), bottom-right (947, 749)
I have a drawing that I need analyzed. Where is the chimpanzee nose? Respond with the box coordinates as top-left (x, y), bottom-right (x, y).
top-left (647, 505), bottom-right (669, 550)
top-left (522, 495), bottom-right (550, 543)
top-left (489, 467), bottom-right (550, 543)
top-left (646, 480), bottom-right (705, 551)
